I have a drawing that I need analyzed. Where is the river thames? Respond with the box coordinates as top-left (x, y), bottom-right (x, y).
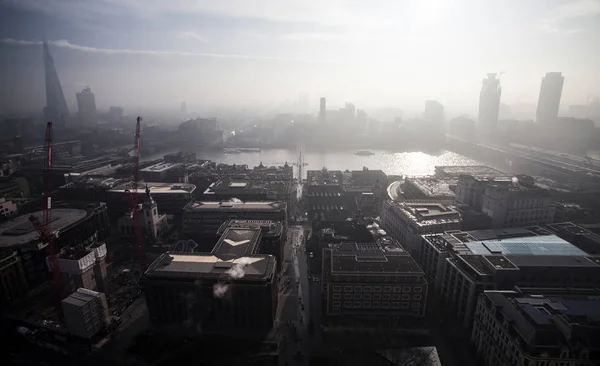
top-left (145, 148), bottom-right (485, 177)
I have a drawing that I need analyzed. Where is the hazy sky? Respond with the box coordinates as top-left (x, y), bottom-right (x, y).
top-left (1, 0), bottom-right (599, 114)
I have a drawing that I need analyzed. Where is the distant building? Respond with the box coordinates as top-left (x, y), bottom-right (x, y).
top-left (478, 73), bottom-right (502, 132)
top-left (319, 97), bottom-right (326, 123)
top-left (144, 227), bottom-right (277, 337)
top-left (472, 288), bottom-right (600, 366)
top-left (62, 288), bottom-right (109, 339)
top-left (380, 201), bottom-right (462, 256)
top-left (139, 162), bottom-right (184, 182)
top-left (0, 197), bottom-right (18, 219)
top-left (202, 179), bottom-right (291, 203)
top-left (424, 100), bottom-right (444, 124)
top-left (182, 200), bottom-right (287, 239)
top-left (109, 106), bottom-right (124, 122)
top-left (164, 151), bottom-right (196, 164)
top-left (419, 227), bottom-right (600, 327)
top-left (76, 87), bottom-right (97, 125)
top-left (402, 177), bottom-right (456, 201)
top-left (0, 251), bottom-right (29, 308)
top-left (536, 72), bottom-right (564, 124)
top-left (43, 41), bottom-right (70, 128)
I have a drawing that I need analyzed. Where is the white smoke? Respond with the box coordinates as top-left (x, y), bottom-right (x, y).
top-left (213, 283), bottom-right (230, 298)
top-left (225, 257), bottom-right (252, 279)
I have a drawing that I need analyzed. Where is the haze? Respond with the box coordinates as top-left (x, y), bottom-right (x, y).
top-left (1, 0), bottom-right (599, 117)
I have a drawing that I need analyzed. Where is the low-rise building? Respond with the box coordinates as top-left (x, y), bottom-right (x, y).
top-left (402, 177), bottom-right (456, 201)
top-left (202, 179), bottom-right (291, 202)
top-left (547, 222), bottom-right (600, 255)
top-left (182, 200), bottom-right (287, 239)
top-left (472, 288), bottom-right (600, 366)
top-left (62, 288), bottom-right (110, 339)
top-left (380, 201), bottom-right (462, 256)
top-left (0, 197), bottom-right (18, 219)
top-left (139, 162), bottom-right (184, 183)
top-left (419, 227), bottom-right (600, 327)
top-left (143, 226), bottom-right (277, 338)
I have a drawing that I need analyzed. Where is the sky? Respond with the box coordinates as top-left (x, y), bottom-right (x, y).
top-left (0, 0), bottom-right (599, 115)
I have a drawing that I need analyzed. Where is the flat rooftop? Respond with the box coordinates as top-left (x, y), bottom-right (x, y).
top-left (140, 162), bottom-right (181, 173)
top-left (464, 235), bottom-right (587, 256)
top-left (216, 220), bottom-right (283, 237)
top-left (108, 181), bottom-right (196, 194)
top-left (405, 177), bottom-right (456, 198)
top-left (390, 201), bottom-right (462, 227)
top-left (184, 200), bottom-right (286, 212)
top-left (62, 176), bottom-right (125, 189)
top-left (145, 252), bottom-right (275, 280)
top-left (331, 252), bottom-right (423, 274)
top-left (211, 228), bottom-right (261, 259)
top-left (435, 165), bottom-right (504, 178)
top-left (0, 209), bottom-right (88, 249)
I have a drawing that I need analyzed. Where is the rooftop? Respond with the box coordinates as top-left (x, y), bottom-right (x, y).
top-left (62, 288), bottom-right (102, 307)
top-left (216, 220), bottom-right (283, 237)
top-left (211, 228), bottom-right (261, 259)
top-left (0, 208), bottom-right (88, 249)
top-left (203, 179), bottom-right (290, 195)
top-left (140, 162), bottom-right (181, 173)
top-left (405, 177), bottom-right (456, 198)
top-left (108, 181), bottom-right (196, 194)
top-left (435, 165), bottom-right (504, 178)
top-left (388, 201), bottom-right (462, 226)
top-left (184, 200), bottom-right (286, 212)
top-left (61, 176), bottom-right (125, 189)
top-left (145, 252), bottom-right (275, 280)
top-left (328, 241), bottom-right (424, 275)
top-left (464, 235), bottom-right (587, 256)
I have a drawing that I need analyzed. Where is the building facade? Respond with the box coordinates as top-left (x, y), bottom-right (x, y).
top-left (536, 72), bottom-right (564, 124)
top-left (76, 87), bottom-right (97, 125)
top-left (471, 288), bottom-right (599, 366)
top-left (0, 251), bottom-right (29, 308)
top-left (478, 73), bottom-right (502, 132)
top-left (62, 288), bottom-right (110, 339)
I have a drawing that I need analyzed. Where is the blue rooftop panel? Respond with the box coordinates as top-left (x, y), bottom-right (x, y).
top-left (464, 235), bottom-right (587, 256)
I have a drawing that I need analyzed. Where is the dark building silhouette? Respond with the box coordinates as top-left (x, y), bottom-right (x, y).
top-left (43, 41), bottom-right (70, 127)
top-left (76, 87), bottom-right (97, 125)
top-left (478, 73), bottom-right (501, 132)
top-left (319, 97), bottom-right (326, 123)
top-left (536, 72), bottom-right (564, 124)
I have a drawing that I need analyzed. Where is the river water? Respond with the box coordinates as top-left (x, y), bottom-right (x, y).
top-left (144, 148), bottom-right (483, 178)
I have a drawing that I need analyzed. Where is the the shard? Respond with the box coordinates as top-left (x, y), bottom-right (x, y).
top-left (43, 41), bottom-right (70, 127)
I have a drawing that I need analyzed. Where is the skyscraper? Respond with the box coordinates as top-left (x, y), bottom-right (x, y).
top-left (535, 72), bottom-right (564, 124)
top-left (76, 87), bottom-right (97, 125)
top-left (478, 73), bottom-right (501, 132)
top-left (43, 41), bottom-right (70, 127)
top-left (319, 97), bottom-right (326, 123)
top-left (425, 100), bottom-right (444, 123)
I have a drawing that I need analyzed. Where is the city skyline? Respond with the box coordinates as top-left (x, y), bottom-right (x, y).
top-left (1, 0), bottom-right (599, 113)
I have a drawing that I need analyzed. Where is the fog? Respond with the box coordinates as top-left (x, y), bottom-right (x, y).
top-left (1, 0), bottom-right (599, 117)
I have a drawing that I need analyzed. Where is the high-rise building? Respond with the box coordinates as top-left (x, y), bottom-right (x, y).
top-left (425, 100), bottom-right (444, 123)
top-left (319, 97), bottom-right (326, 123)
top-left (535, 72), bottom-right (564, 124)
top-left (76, 87), bottom-right (97, 125)
top-left (478, 73), bottom-right (501, 132)
top-left (43, 41), bottom-right (70, 127)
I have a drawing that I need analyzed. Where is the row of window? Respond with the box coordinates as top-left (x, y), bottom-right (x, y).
top-left (332, 293), bottom-right (421, 301)
top-left (332, 285), bottom-right (422, 293)
top-left (332, 300), bottom-right (421, 310)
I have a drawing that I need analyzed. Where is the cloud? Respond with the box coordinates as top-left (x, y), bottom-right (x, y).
top-left (537, 0), bottom-right (600, 34)
top-left (179, 31), bottom-right (208, 43)
top-left (282, 32), bottom-right (368, 42)
top-left (0, 38), bottom-right (340, 64)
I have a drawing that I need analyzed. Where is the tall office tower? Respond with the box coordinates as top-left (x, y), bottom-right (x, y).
top-left (43, 41), bottom-right (70, 127)
top-left (425, 100), bottom-right (444, 123)
top-left (478, 73), bottom-right (501, 132)
top-left (319, 97), bottom-right (326, 123)
top-left (345, 102), bottom-right (356, 118)
top-left (535, 72), bottom-right (564, 124)
top-left (76, 87), bottom-right (97, 125)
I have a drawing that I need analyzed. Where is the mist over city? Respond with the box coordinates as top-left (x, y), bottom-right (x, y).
top-left (1, 1), bottom-right (600, 366)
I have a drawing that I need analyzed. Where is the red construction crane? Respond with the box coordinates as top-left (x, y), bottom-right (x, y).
top-left (125, 117), bottom-right (146, 271)
top-left (29, 121), bottom-right (63, 300)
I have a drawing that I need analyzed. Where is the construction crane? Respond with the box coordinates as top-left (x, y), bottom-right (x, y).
top-left (28, 122), bottom-right (63, 300)
top-left (124, 117), bottom-right (146, 271)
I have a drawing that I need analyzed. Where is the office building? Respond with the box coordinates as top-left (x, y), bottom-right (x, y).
top-left (380, 201), bottom-right (462, 256)
top-left (0, 251), bottom-right (29, 308)
top-left (425, 100), bottom-right (444, 124)
top-left (216, 220), bottom-right (284, 268)
top-left (144, 227), bottom-right (277, 337)
top-left (43, 41), bottom-right (70, 128)
top-left (319, 97), bottom-right (326, 123)
top-left (478, 73), bottom-right (502, 132)
top-left (62, 288), bottom-right (109, 339)
top-left (182, 200), bottom-right (287, 239)
top-left (419, 227), bottom-right (600, 327)
top-left (536, 72), bottom-right (564, 124)
top-left (323, 241), bottom-right (428, 320)
top-left (76, 87), bottom-right (97, 125)
top-left (109, 106), bottom-right (123, 122)
top-left (472, 288), bottom-right (600, 366)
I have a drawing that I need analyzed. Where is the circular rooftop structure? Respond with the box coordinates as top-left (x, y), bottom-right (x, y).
top-left (0, 208), bottom-right (88, 249)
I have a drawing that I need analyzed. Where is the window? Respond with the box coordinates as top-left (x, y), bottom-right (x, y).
top-left (353, 294), bottom-right (362, 300)
top-left (403, 286), bottom-right (411, 293)
top-left (402, 294), bottom-right (410, 301)
top-left (393, 286), bottom-right (401, 293)
top-left (363, 301), bottom-right (371, 308)
top-left (383, 294), bottom-right (391, 300)
top-left (401, 302), bottom-right (409, 309)
top-left (413, 294), bottom-right (422, 301)
top-left (332, 301), bottom-right (340, 307)
top-left (363, 294), bottom-right (372, 300)
top-left (344, 286), bottom-right (353, 292)
top-left (383, 286), bottom-right (392, 292)
top-left (414, 286), bottom-right (422, 293)
top-left (364, 286), bottom-right (372, 292)
top-left (333, 293), bottom-right (341, 300)
top-left (333, 286), bottom-right (341, 292)
top-left (374, 286), bottom-right (382, 292)
top-left (353, 301), bottom-right (361, 308)
top-left (344, 301), bottom-right (352, 308)
top-left (354, 286), bottom-right (363, 292)
top-left (344, 294), bottom-right (352, 300)
top-left (392, 294), bottom-right (400, 300)
top-left (373, 294), bottom-right (381, 300)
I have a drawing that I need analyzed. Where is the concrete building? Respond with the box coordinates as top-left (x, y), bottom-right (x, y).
top-left (117, 186), bottom-right (168, 241)
top-left (62, 288), bottom-right (109, 339)
top-left (143, 227), bottom-right (277, 337)
top-left (424, 100), bottom-right (444, 126)
top-left (481, 176), bottom-right (554, 229)
top-left (0, 251), bottom-right (29, 308)
top-left (419, 227), bottom-right (600, 327)
top-left (402, 177), bottom-right (456, 201)
top-left (139, 162), bottom-right (183, 182)
top-left (472, 288), bottom-right (600, 366)
top-left (202, 179), bottom-right (291, 202)
top-left (0, 197), bottom-right (18, 219)
top-left (547, 222), bottom-right (600, 255)
top-left (182, 200), bottom-right (287, 239)
top-left (478, 73), bottom-right (502, 132)
top-left (58, 243), bottom-right (107, 295)
top-left (106, 181), bottom-right (195, 221)
top-left (323, 240), bottom-right (428, 321)
top-left (0, 203), bottom-right (109, 287)
top-left (380, 201), bottom-right (462, 256)
top-left (76, 87), bottom-right (97, 125)
top-left (536, 72), bottom-right (564, 124)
